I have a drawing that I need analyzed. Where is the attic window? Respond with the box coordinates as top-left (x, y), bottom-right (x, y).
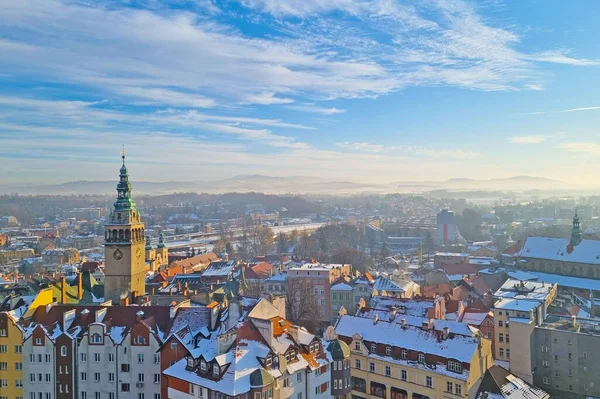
top-left (212, 364), bottom-right (220, 376)
top-left (354, 342), bottom-right (360, 351)
top-left (200, 360), bottom-right (206, 371)
top-left (187, 358), bottom-right (194, 369)
top-left (265, 356), bottom-right (272, 367)
top-left (91, 333), bottom-right (102, 344)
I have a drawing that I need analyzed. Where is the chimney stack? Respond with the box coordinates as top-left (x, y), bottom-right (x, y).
top-left (442, 326), bottom-right (450, 340)
top-left (401, 318), bottom-right (407, 329)
top-left (80, 309), bottom-right (90, 321)
top-left (136, 311), bottom-right (145, 322)
top-left (61, 276), bottom-right (67, 303)
top-left (373, 314), bottom-right (379, 325)
top-left (390, 307), bottom-right (397, 321)
top-left (77, 273), bottom-right (83, 301)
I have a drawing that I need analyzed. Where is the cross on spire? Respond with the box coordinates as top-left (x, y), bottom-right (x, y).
top-left (121, 144), bottom-right (125, 165)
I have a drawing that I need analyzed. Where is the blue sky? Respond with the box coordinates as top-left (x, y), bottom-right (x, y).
top-left (1, 0), bottom-right (600, 186)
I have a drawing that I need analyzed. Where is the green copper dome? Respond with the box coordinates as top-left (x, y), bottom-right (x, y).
top-left (157, 230), bottom-right (166, 248)
top-left (145, 235), bottom-right (154, 250)
top-left (113, 154), bottom-right (137, 212)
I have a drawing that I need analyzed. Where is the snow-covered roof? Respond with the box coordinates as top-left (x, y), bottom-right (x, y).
top-left (506, 271), bottom-right (538, 281)
top-left (494, 279), bottom-right (554, 302)
top-left (331, 282), bottom-right (352, 291)
top-left (461, 312), bottom-right (490, 326)
top-left (523, 270), bottom-right (600, 292)
top-left (520, 236), bottom-right (600, 265)
top-left (335, 315), bottom-right (479, 363)
top-left (373, 276), bottom-right (415, 293)
top-left (370, 296), bottom-right (434, 317)
top-left (494, 298), bottom-right (540, 312)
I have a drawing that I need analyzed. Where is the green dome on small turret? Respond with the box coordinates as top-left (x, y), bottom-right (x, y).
top-left (145, 235), bottom-right (154, 250)
top-left (157, 230), bottom-right (166, 248)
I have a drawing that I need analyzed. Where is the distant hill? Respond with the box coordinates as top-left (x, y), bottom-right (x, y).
top-left (0, 174), bottom-right (569, 196)
top-left (395, 176), bottom-right (567, 192)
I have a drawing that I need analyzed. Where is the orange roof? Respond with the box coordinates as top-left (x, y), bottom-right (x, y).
top-left (206, 301), bottom-right (219, 309)
top-left (271, 316), bottom-right (292, 337)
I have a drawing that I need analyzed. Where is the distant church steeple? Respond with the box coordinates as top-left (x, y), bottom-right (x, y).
top-left (571, 209), bottom-right (582, 247)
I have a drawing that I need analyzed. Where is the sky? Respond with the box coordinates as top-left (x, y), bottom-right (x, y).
top-left (1, 0), bottom-right (600, 187)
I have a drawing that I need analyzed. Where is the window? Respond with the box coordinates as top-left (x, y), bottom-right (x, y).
top-left (385, 366), bottom-right (391, 376)
top-left (138, 373), bottom-right (144, 383)
top-left (29, 374), bottom-right (35, 383)
top-left (283, 377), bottom-right (290, 388)
top-left (154, 395), bottom-right (160, 399)
top-left (45, 354), bottom-right (50, 363)
top-left (82, 393), bottom-right (87, 399)
top-left (543, 360), bottom-right (550, 367)
top-left (91, 334), bottom-right (102, 344)
top-left (95, 373), bottom-right (101, 382)
top-left (455, 384), bottom-right (462, 395)
top-left (81, 353), bottom-right (87, 362)
top-left (0, 345), bottom-right (5, 353)
top-left (333, 293), bottom-right (337, 300)
top-left (541, 346), bottom-right (549, 353)
top-left (81, 373), bottom-right (87, 381)
top-left (354, 342), bottom-right (361, 351)
top-left (506, 334), bottom-right (510, 343)
top-left (121, 384), bottom-right (130, 392)
top-left (109, 373), bottom-right (115, 382)
top-left (154, 354), bottom-right (160, 364)
top-left (506, 349), bottom-right (510, 359)
top-left (499, 333), bottom-right (504, 343)
top-left (568, 353), bottom-right (572, 360)
top-left (447, 382), bottom-right (453, 393)
top-left (401, 349), bottom-right (407, 359)
top-left (370, 382), bottom-right (386, 398)
top-left (355, 359), bottom-right (361, 369)
top-left (0, 328), bottom-right (6, 336)
top-left (45, 374), bottom-right (51, 382)
top-left (0, 362), bottom-right (6, 370)
top-left (499, 348), bottom-right (504, 357)
top-left (213, 364), bottom-right (220, 376)
top-left (121, 364), bottom-right (130, 372)
top-left (200, 360), bottom-right (207, 371)
top-left (0, 380), bottom-right (7, 388)
top-left (419, 353), bottom-right (425, 363)
top-left (448, 361), bottom-right (462, 373)
top-left (401, 370), bottom-right (407, 381)
top-left (425, 376), bottom-right (433, 388)
top-left (170, 341), bottom-right (178, 349)
top-left (138, 393), bottom-right (145, 399)
top-left (568, 369), bottom-right (573, 376)
top-left (487, 332), bottom-right (492, 339)
top-left (334, 380), bottom-right (338, 389)
top-left (15, 345), bottom-right (22, 353)
top-left (94, 353), bottom-right (101, 362)
top-left (352, 377), bottom-right (366, 392)
top-left (297, 372), bottom-right (302, 382)
top-left (584, 351), bottom-right (588, 358)
top-left (370, 343), bottom-right (377, 352)
top-left (138, 354), bottom-right (144, 363)
top-left (154, 374), bottom-right (160, 384)
top-left (16, 362), bottom-right (22, 370)
top-left (499, 320), bottom-right (503, 327)
top-left (35, 338), bottom-right (42, 345)
top-left (108, 353), bottom-right (114, 362)
top-left (16, 380), bottom-right (23, 388)
top-left (369, 362), bottom-right (375, 372)
top-left (386, 346), bottom-right (391, 355)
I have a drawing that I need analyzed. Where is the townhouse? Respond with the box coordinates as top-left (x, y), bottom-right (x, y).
top-left (335, 313), bottom-right (493, 399)
top-left (164, 298), bottom-right (335, 399)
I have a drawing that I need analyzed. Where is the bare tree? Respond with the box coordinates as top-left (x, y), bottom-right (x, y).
top-left (286, 277), bottom-right (320, 333)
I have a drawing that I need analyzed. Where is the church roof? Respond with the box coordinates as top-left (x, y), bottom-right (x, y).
top-left (519, 236), bottom-right (600, 265)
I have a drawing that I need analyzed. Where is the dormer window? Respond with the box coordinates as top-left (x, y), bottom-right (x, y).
top-left (370, 343), bottom-right (377, 353)
top-left (419, 353), bottom-right (425, 363)
top-left (187, 357), bottom-right (194, 369)
top-left (35, 338), bottom-right (42, 346)
top-left (212, 364), bottom-right (220, 376)
top-left (290, 351), bottom-right (296, 361)
top-left (91, 333), bottom-right (102, 344)
top-left (385, 346), bottom-right (391, 356)
top-left (265, 356), bottom-right (272, 367)
top-left (200, 360), bottom-right (206, 371)
top-left (401, 350), bottom-right (407, 359)
top-left (448, 360), bottom-right (462, 373)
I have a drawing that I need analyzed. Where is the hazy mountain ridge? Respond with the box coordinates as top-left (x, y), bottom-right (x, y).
top-left (0, 175), bottom-right (570, 195)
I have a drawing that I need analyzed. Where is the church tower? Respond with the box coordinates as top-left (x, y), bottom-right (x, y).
top-left (155, 230), bottom-right (169, 269)
top-left (104, 152), bottom-right (146, 304)
top-left (570, 209), bottom-right (582, 247)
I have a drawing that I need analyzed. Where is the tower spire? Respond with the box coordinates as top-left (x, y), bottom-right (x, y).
top-left (571, 208), bottom-right (582, 247)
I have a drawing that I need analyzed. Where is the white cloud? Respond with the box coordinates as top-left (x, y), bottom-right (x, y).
top-left (288, 103), bottom-right (346, 115)
top-left (527, 51), bottom-right (600, 66)
top-left (557, 142), bottom-right (600, 156)
top-left (115, 87), bottom-right (215, 108)
top-left (242, 92), bottom-right (294, 105)
top-left (507, 135), bottom-right (546, 144)
top-left (336, 141), bottom-right (384, 153)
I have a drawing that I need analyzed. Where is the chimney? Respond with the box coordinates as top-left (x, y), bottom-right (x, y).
top-left (390, 307), bottom-right (397, 321)
top-left (61, 276), bottom-right (67, 303)
top-left (442, 326), bottom-right (450, 340)
top-left (572, 315), bottom-right (577, 328)
top-left (80, 309), bottom-right (90, 322)
top-left (373, 314), bottom-right (379, 325)
top-left (401, 319), bottom-right (407, 329)
top-left (136, 311), bottom-right (145, 322)
top-left (77, 273), bottom-right (83, 301)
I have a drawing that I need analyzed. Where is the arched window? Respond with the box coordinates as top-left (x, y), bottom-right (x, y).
top-left (119, 230), bottom-right (124, 241)
top-left (61, 345), bottom-right (67, 357)
top-left (125, 230), bottom-right (130, 241)
top-left (91, 333), bottom-right (102, 344)
top-left (112, 230), bottom-right (117, 240)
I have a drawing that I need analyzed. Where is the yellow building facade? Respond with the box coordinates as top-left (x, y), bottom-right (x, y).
top-left (0, 289), bottom-right (53, 399)
top-left (335, 315), bottom-right (494, 399)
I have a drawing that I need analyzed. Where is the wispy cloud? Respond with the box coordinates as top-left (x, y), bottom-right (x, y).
top-left (507, 135), bottom-right (546, 144)
top-left (557, 142), bottom-right (600, 156)
top-left (519, 106), bottom-right (600, 115)
top-left (288, 103), bottom-right (346, 115)
top-left (336, 141), bottom-right (384, 153)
